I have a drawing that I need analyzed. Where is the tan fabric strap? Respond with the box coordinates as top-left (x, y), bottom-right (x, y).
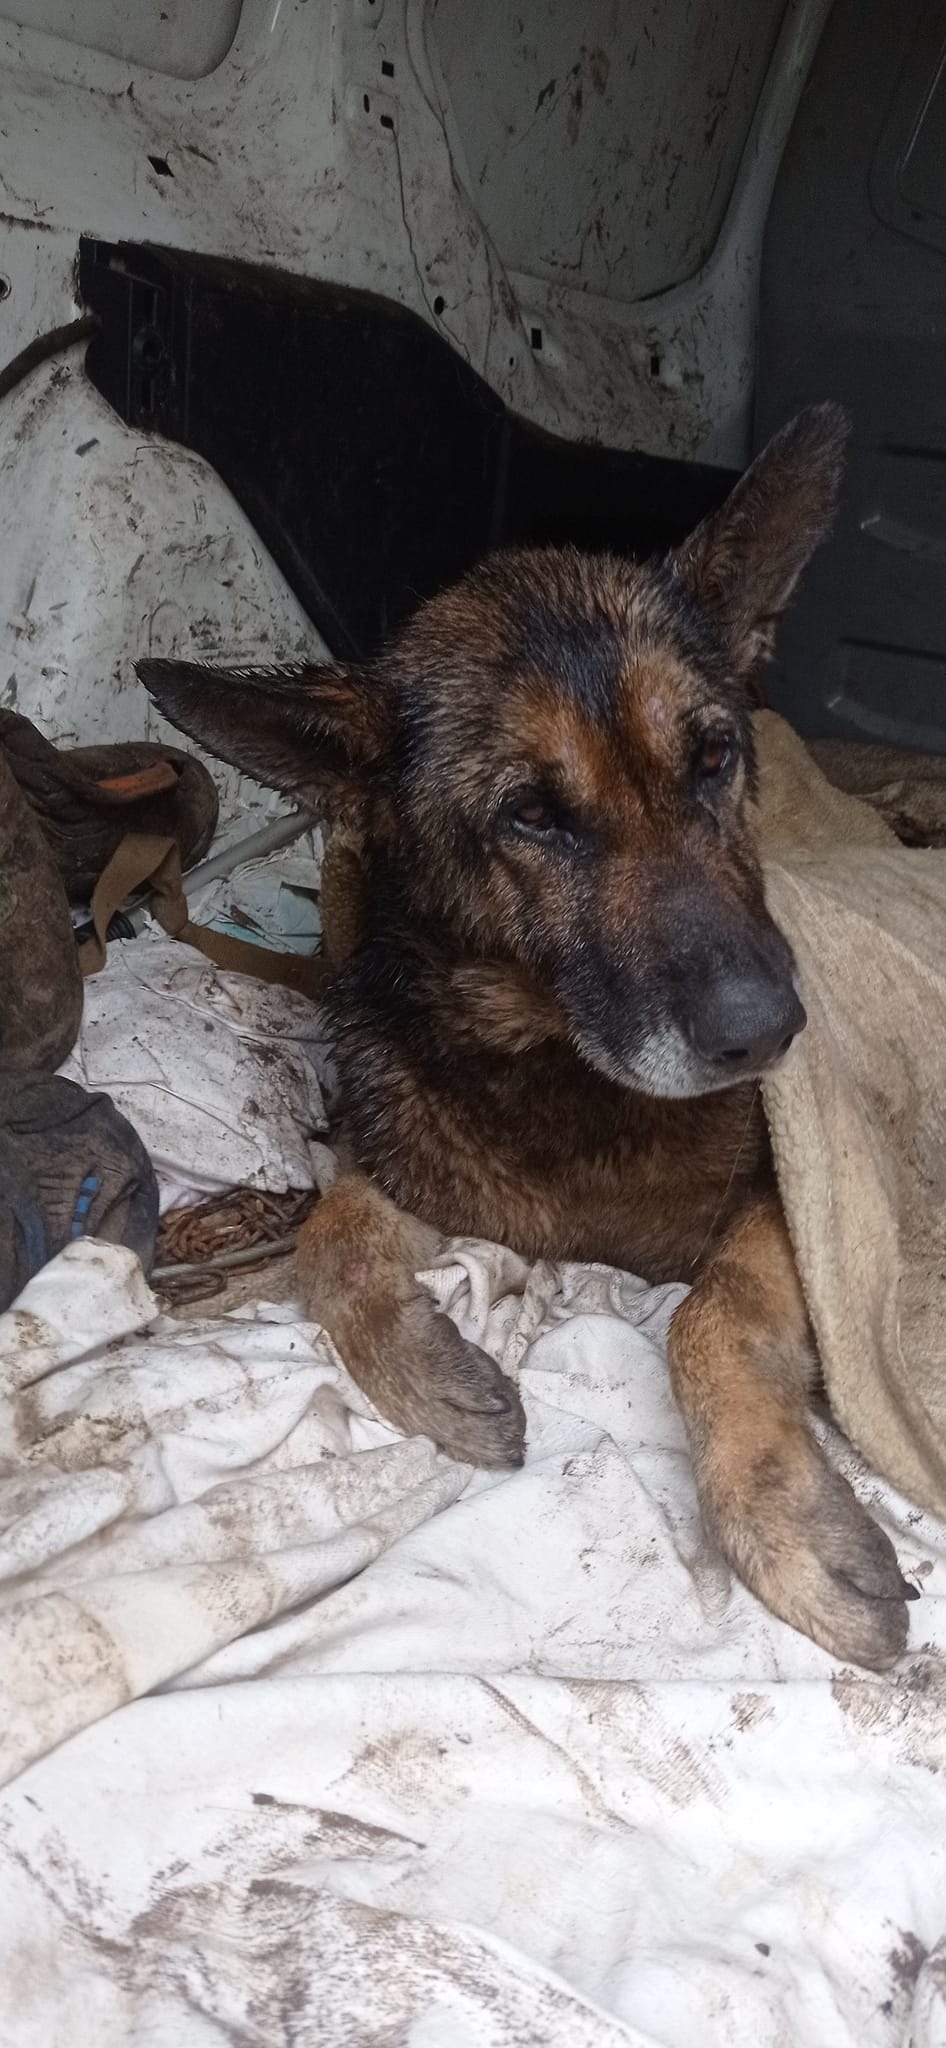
top-left (81, 831), bottom-right (330, 1000)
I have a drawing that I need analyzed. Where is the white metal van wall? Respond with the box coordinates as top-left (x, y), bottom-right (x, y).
top-left (0, 0), bottom-right (243, 79)
top-left (0, 0), bottom-right (832, 765)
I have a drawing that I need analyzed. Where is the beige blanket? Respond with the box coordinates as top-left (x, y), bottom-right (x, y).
top-left (756, 711), bottom-right (946, 1517)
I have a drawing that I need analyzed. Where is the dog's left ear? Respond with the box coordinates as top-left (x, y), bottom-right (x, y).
top-left (674, 403), bottom-right (850, 677)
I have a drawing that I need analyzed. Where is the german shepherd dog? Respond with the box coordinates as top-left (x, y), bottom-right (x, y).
top-left (140, 405), bottom-right (915, 1670)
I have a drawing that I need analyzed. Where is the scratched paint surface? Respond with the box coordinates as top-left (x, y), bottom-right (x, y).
top-left (0, 357), bottom-right (325, 829)
top-left (0, 0), bottom-right (830, 468)
top-left (429, 0), bottom-right (785, 303)
top-left (0, 0), bottom-right (241, 78)
top-left (0, 0), bottom-right (829, 820)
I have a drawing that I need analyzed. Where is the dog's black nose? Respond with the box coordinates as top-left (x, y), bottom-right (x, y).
top-left (687, 974), bottom-right (806, 1075)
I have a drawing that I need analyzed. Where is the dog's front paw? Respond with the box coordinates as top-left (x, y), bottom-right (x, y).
top-left (373, 1294), bottom-right (526, 1470)
top-left (296, 1175), bottom-right (526, 1471)
top-left (708, 1436), bottom-right (915, 1670)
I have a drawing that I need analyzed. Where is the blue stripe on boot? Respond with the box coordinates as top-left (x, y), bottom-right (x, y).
top-left (70, 1173), bottom-right (101, 1239)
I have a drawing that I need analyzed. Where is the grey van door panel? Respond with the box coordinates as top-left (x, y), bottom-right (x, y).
top-left (757, 0), bottom-right (946, 749)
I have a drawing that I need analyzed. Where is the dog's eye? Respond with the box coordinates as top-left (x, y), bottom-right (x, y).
top-left (507, 791), bottom-right (576, 845)
top-left (513, 798), bottom-right (557, 832)
top-left (695, 732), bottom-right (735, 780)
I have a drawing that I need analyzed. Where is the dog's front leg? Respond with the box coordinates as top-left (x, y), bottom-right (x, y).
top-left (296, 1174), bottom-right (525, 1468)
top-left (668, 1194), bottom-right (914, 1668)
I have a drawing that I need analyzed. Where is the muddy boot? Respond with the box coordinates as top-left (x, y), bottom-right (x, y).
top-left (0, 750), bottom-right (83, 1071)
top-left (0, 1071), bottom-right (159, 1311)
top-left (0, 709), bottom-right (219, 901)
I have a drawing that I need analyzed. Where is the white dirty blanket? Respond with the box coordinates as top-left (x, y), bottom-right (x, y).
top-left (1, 1241), bottom-right (946, 2045)
top-left (60, 937), bottom-right (328, 1209)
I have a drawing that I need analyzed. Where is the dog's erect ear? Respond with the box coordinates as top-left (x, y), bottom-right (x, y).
top-left (674, 403), bottom-right (850, 677)
top-left (136, 659), bottom-right (394, 818)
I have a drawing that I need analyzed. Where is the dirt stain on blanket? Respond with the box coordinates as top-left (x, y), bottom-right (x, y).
top-left (350, 1728), bottom-right (462, 1806)
top-left (730, 1691), bottom-right (774, 1732)
top-left (251, 1793), bottom-right (424, 1853)
top-left (562, 1677), bottom-right (723, 1809)
top-left (888, 1928), bottom-right (928, 1992)
top-left (832, 1658), bottom-right (946, 1770)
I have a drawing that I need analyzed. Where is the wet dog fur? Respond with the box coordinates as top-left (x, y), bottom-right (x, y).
top-left (139, 404), bottom-right (914, 1669)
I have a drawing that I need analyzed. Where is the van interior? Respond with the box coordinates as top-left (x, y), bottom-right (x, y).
top-left (0, 5), bottom-right (944, 2043)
